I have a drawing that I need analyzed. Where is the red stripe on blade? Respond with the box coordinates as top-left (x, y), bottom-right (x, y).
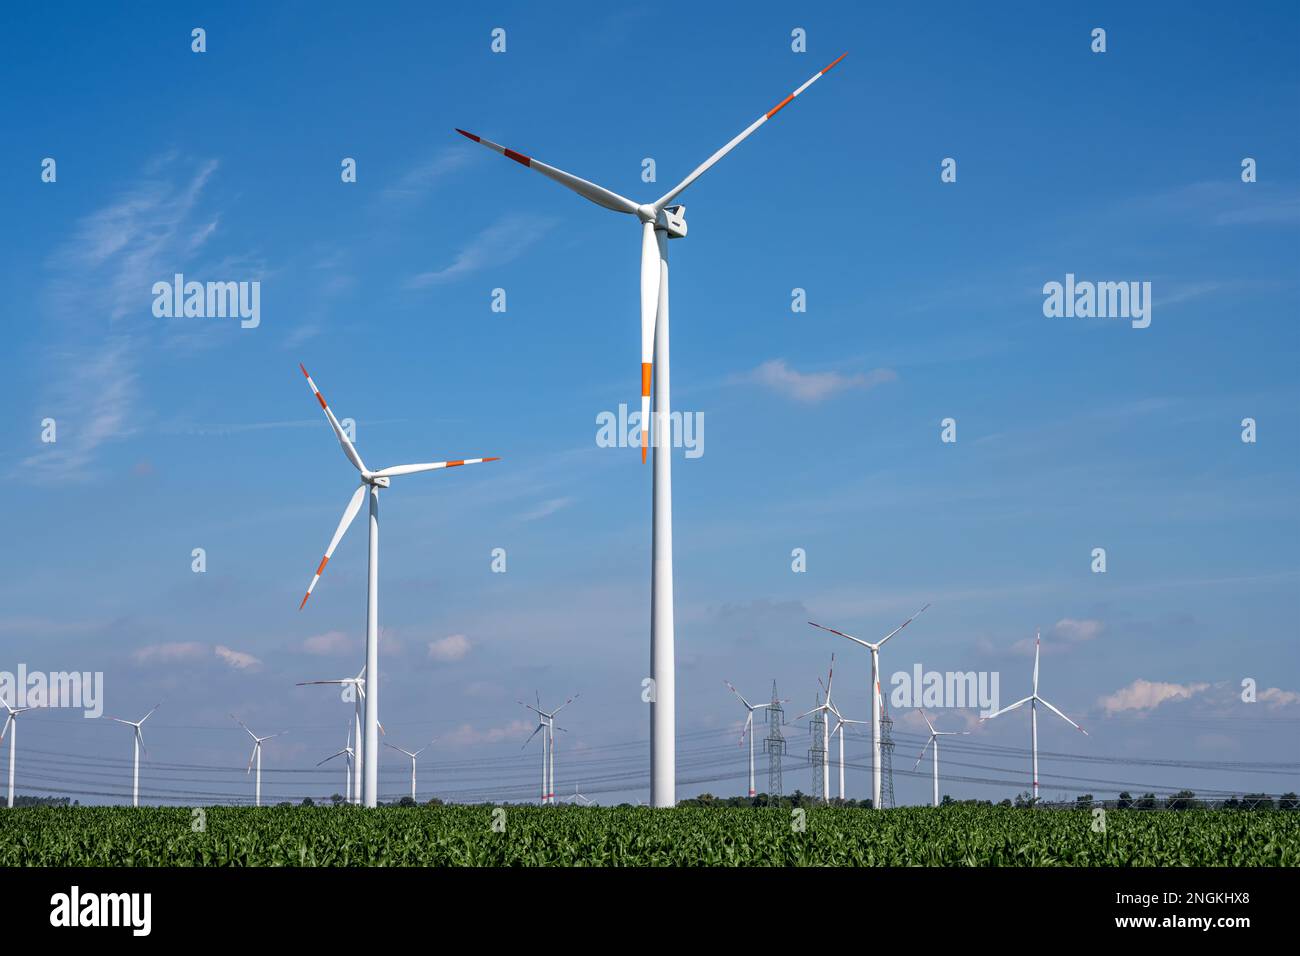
top-left (316, 556), bottom-right (329, 575)
top-left (503, 148), bottom-right (531, 167)
top-left (821, 53), bottom-right (847, 74)
top-left (454, 128), bottom-right (481, 142)
top-left (766, 94), bottom-right (795, 119)
top-left (316, 393), bottom-right (328, 410)
top-left (299, 363), bottom-right (310, 378)
top-left (446, 460), bottom-right (465, 467)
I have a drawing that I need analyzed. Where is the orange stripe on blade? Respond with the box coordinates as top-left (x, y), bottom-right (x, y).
top-left (446, 460), bottom-right (464, 467)
top-left (821, 52), bottom-right (847, 74)
top-left (299, 592), bottom-right (311, 610)
top-left (766, 94), bottom-right (794, 119)
top-left (316, 393), bottom-right (328, 410)
top-left (483, 457), bottom-right (501, 462)
top-left (316, 556), bottom-right (329, 575)
top-left (299, 363), bottom-right (310, 378)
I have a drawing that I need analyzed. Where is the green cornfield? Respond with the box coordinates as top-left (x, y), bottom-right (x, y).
top-left (1, 805), bottom-right (1296, 866)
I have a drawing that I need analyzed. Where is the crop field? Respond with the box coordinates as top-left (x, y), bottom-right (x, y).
top-left (1, 805), bottom-right (1297, 866)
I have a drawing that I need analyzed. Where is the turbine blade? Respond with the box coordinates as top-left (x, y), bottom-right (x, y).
top-left (299, 484), bottom-right (367, 609)
top-left (808, 621), bottom-right (870, 648)
top-left (912, 736), bottom-right (934, 771)
top-left (980, 696), bottom-right (1032, 721)
top-left (639, 220), bottom-right (659, 464)
top-left (318, 750), bottom-right (348, 766)
top-left (1033, 631), bottom-right (1041, 695)
top-left (1038, 696), bottom-right (1087, 735)
top-left (247, 742), bottom-right (258, 774)
top-left (724, 681), bottom-right (753, 710)
top-left (135, 726), bottom-right (147, 758)
top-left (371, 457), bottom-right (500, 479)
top-left (738, 711), bottom-right (753, 747)
top-left (919, 707), bottom-right (937, 736)
top-left (521, 723), bottom-right (544, 750)
top-left (551, 693), bottom-right (579, 717)
top-left (654, 53), bottom-right (848, 209)
top-left (875, 603), bottom-right (931, 648)
top-left (140, 703), bottom-right (162, 723)
top-left (299, 363), bottom-right (367, 474)
top-left (454, 129), bottom-right (639, 215)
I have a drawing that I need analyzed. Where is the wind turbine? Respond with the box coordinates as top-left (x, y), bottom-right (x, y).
top-left (296, 363), bottom-right (498, 807)
top-left (317, 724), bottom-right (355, 803)
top-left (520, 693), bottom-right (578, 804)
top-left (0, 698), bottom-right (35, 808)
top-left (912, 708), bottom-right (970, 807)
top-left (795, 656), bottom-right (836, 803)
top-left (980, 631), bottom-right (1087, 804)
top-left (723, 681), bottom-right (786, 799)
top-left (233, 716), bottom-right (286, 807)
top-left (809, 603), bottom-right (930, 808)
top-left (826, 695), bottom-right (869, 802)
top-left (458, 54), bottom-right (847, 806)
top-left (385, 741), bottom-right (431, 802)
top-left (106, 703), bottom-right (159, 807)
top-left (297, 666), bottom-right (380, 805)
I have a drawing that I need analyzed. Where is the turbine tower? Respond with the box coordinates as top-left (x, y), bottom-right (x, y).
top-left (724, 681), bottom-right (785, 800)
top-left (458, 55), bottom-right (847, 806)
top-left (826, 698), bottom-right (869, 802)
top-left (296, 363), bottom-right (498, 807)
top-left (1, 699), bottom-right (36, 808)
top-left (762, 682), bottom-right (787, 799)
top-left (809, 604), bottom-right (930, 808)
top-left (913, 708), bottom-right (970, 807)
top-left (981, 631), bottom-right (1087, 804)
top-left (317, 725), bottom-right (355, 803)
top-left (106, 703), bottom-right (159, 807)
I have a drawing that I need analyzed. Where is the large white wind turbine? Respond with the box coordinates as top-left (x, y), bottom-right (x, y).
top-left (296, 363), bottom-right (498, 807)
top-left (723, 681), bottom-right (786, 799)
top-left (795, 656), bottom-right (836, 803)
top-left (520, 693), bottom-right (578, 805)
top-left (459, 55), bottom-right (847, 806)
top-left (233, 716), bottom-right (286, 808)
top-left (826, 696), bottom-right (869, 802)
top-left (981, 631), bottom-right (1087, 804)
top-left (106, 703), bottom-right (159, 807)
top-left (810, 603), bottom-right (930, 808)
top-left (1, 698), bottom-right (36, 808)
top-left (297, 666), bottom-right (379, 805)
top-left (318, 724), bottom-right (355, 803)
top-left (912, 708), bottom-right (970, 807)
top-left (385, 741), bottom-right (431, 802)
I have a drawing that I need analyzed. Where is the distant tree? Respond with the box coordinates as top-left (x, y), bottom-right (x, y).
top-left (1166, 790), bottom-right (1199, 811)
top-left (940, 794), bottom-right (954, 806)
top-left (329, 793), bottom-right (345, 806)
top-left (301, 797), bottom-right (315, 807)
top-left (998, 798), bottom-right (1012, 807)
top-left (425, 797), bottom-right (444, 806)
top-left (1013, 791), bottom-right (1038, 808)
top-left (1279, 793), bottom-right (1298, 810)
top-left (14, 796), bottom-right (72, 807)
top-left (398, 796), bottom-right (415, 807)
top-left (1243, 793), bottom-right (1274, 811)
top-left (1116, 791), bottom-right (1133, 810)
top-left (1135, 793), bottom-right (1158, 811)
top-left (1075, 794), bottom-right (1094, 810)
top-left (276, 801), bottom-right (292, 808)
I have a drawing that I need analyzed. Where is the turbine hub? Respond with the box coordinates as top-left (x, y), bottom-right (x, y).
top-left (365, 475), bottom-right (390, 488)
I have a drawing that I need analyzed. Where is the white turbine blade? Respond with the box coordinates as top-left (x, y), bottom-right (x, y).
top-left (296, 679), bottom-right (350, 686)
top-left (299, 484), bottom-right (367, 610)
top-left (824, 654), bottom-right (836, 701)
top-left (385, 743), bottom-right (416, 758)
top-left (1038, 696), bottom-right (1088, 735)
top-left (246, 742), bottom-right (259, 774)
top-left (919, 707), bottom-right (937, 736)
top-left (371, 457), bottom-right (500, 479)
top-left (0, 715), bottom-right (12, 743)
top-left (808, 621), bottom-right (870, 649)
top-left (653, 53), bottom-right (847, 209)
top-left (794, 704), bottom-right (827, 721)
top-left (135, 726), bottom-right (147, 758)
top-left (875, 603), bottom-right (931, 648)
top-left (318, 750), bottom-right (349, 766)
top-left (0, 698), bottom-right (13, 716)
top-left (139, 702), bottom-right (161, 724)
top-left (723, 680), bottom-right (753, 710)
top-left (299, 363), bottom-right (367, 474)
top-left (518, 699), bottom-right (545, 718)
top-left (638, 220), bottom-right (659, 465)
top-left (912, 736), bottom-right (934, 771)
top-left (232, 714), bottom-right (258, 740)
top-left (105, 716), bottom-right (135, 726)
top-left (454, 129), bottom-right (639, 215)
top-left (1033, 631), bottom-right (1041, 695)
top-left (551, 693), bottom-right (579, 717)
top-left (738, 711), bottom-right (753, 747)
top-left (981, 696), bottom-right (1032, 721)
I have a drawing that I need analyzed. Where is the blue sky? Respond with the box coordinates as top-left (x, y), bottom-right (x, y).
top-left (1, 1), bottom-right (1297, 806)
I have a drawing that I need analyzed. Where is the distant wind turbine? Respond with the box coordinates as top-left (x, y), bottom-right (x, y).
top-left (297, 666), bottom-right (381, 805)
top-left (385, 740), bottom-right (431, 802)
top-left (912, 708), bottom-right (970, 807)
top-left (810, 603), bottom-right (930, 808)
top-left (106, 703), bottom-right (159, 807)
top-left (233, 715), bottom-right (286, 807)
top-left (1, 698), bottom-right (36, 808)
top-left (826, 694), bottom-right (869, 802)
top-left (795, 656), bottom-right (836, 803)
top-left (980, 631), bottom-right (1087, 804)
top-left (318, 724), bottom-right (355, 803)
top-left (723, 681), bottom-right (786, 799)
top-left (520, 693), bottom-right (578, 804)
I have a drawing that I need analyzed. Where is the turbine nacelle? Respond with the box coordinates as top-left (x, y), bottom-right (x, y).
top-left (657, 204), bottom-right (687, 239)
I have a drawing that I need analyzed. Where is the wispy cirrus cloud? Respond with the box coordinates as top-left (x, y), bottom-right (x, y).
top-left (406, 214), bottom-right (555, 288)
top-left (132, 641), bottom-right (208, 666)
top-left (380, 149), bottom-right (474, 205)
top-left (518, 496), bottom-right (575, 522)
top-left (732, 359), bottom-right (897, 403)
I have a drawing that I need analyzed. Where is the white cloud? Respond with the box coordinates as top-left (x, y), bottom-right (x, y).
top-left (302, 630), bottom-right (352, 656)
top-left (441, 719), bottom-right (532, 747)
top-left (427, 634), bottom-right (471, 663)
top-left (380, 149), bottom-right (473, 204)
top-left (1258, 687), bottom-right (1300, 708)
top-left (1053, 618), bottom-right (1104, 642)
top-left (132, 641), bottom-right (207, 665)
top-left (407, 214), bottom-right (554, 288)
top-left (1098, 678), bottom-right (1209, 715)
top-left (518, 496), bottom-right (574, 522)
top-left (733, 359), bottom-right (897, 403)
top-left (214, 645), bottom-right (261, 670)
